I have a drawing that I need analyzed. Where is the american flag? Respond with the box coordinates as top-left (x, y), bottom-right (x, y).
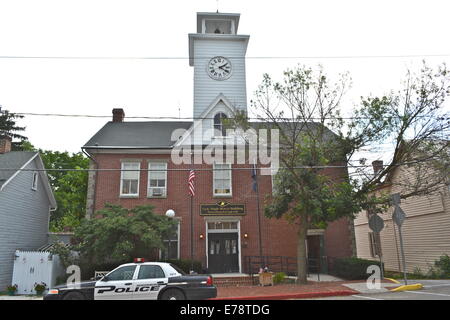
top-left (188, 169), bottom-right (195, 197)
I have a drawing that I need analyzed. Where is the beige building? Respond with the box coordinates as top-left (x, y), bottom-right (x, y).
top-left (354, 161), bottom-right (450, 273)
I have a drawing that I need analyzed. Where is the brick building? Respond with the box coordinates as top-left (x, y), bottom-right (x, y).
top-left (82, 12), bottom-right (354, 274)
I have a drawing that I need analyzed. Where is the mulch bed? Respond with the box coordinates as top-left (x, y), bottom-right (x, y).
top-left (216, 281), bottom-right (356, 299)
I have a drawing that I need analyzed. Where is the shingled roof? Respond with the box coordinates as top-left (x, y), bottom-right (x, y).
top-left (83, 121), bottom-right (193, 149)
top-left (0, 151), bottom-right (37, 188)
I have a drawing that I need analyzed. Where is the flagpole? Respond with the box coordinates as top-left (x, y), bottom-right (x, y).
top-left (190, 151), bottom-right (194, 273)
top-left (253, 161), bottom-right (263, 264)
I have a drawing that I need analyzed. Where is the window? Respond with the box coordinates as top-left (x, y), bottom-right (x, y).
top-left (148, 162), bottom-right (167, 197)
top-left (213, 163), bottom-right (232, 196)
top-left (106, 265), bottom-right (136, 281)
top-left (137, 265), bottom-right (166, 279)
top-left (161, 221), bottom-right (179, 260)
top-left (213, 112), bottom-right (228, 136)
top-left (207, 221), bottom-right (238, 230)
top-left (120, 162), bottom-right (140, 196)
top-left (368, 232), bottom-right (382, 257)
top-left (31, 172), bottom-right (38, 190)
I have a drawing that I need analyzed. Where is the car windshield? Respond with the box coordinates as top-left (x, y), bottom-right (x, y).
top-left (169, 264), bottom-right (186, 275)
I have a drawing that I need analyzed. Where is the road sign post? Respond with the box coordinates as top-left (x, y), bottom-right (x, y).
top-left (368, 214), bottom-right (385, 280)
top-left (392, 193), bottom-right (408, 285)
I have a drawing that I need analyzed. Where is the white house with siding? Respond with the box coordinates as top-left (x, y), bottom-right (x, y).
top-left (0, 136), bottom-right (57, 291)
top-left (354, 160), bottom-right (450, 274)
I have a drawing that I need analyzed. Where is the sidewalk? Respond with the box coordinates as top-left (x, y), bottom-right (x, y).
top-left (213, 278), bottom-right (398, 300)
top-left (213, 281), bottom-right (359, 300)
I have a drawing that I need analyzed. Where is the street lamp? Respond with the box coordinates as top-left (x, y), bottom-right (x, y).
top-left (165, 209), bottom-right (175, 218)
top-left (165, 209), bottom-right (175, 260)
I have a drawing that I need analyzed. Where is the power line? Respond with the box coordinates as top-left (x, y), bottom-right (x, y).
top-left (10, 112), bottom-right (450, 121)
top-left (0, 157), bottom-right (442, 172)
top-left (0, 54), bottom-right (450, 60)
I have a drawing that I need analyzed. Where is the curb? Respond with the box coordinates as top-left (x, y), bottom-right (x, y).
top-left (384, 278), bottom-right (401, 284)
top-left (390, 283), bottom-right (423, 292)
top-left (210, 290), bottom-right (358, 300)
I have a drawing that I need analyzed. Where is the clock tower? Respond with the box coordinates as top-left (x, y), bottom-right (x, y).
top-left (188, 12), bottom-right (250, 119)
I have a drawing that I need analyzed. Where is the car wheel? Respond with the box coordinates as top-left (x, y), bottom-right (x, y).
top-left (160, 289), bottom-right (185, 300)
top-left (62, 291), bottom-right (86, 300)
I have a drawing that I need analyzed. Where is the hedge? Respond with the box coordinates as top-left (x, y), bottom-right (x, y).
top-left (166, 259), bottom-right (203, 274)
top-left (330, 257), bottom-right (382, 280)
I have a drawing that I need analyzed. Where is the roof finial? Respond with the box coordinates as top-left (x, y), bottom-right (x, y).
top-left (216, 0), bottom-right (219, 13)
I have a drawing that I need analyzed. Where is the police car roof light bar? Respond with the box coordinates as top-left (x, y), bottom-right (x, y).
top-left (134, 258), bottom-right (145, 263)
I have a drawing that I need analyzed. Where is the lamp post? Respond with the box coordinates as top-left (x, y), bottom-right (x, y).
top-left (165, 209), bottom-right (175, 260)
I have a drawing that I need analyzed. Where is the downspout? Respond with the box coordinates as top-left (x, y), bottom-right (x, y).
top-left (82, 147), bottom-right (98, 220)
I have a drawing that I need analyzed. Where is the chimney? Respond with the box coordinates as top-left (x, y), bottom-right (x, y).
top-left (372, 160), bottom-right (383, 176)
top-left (112, 108), bottom-right (125, 122)
top-left (0, 136), bottom-right (12, 154)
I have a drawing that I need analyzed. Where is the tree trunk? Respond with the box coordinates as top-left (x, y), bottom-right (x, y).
top-left (296, 219), bottom-right (308, 284)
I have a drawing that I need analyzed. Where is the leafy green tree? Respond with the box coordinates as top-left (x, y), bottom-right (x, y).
top-left (20, 141), bottom-right (89, 231)
top-left (232, 63), bottom-right (449, 284)
top-left (0, 108), bottom-right (27, 149)
top-left (74, 204), bottom-right (177, 264)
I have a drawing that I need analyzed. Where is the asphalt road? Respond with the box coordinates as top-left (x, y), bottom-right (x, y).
top-left (308, 280), bottom-right (450, 300)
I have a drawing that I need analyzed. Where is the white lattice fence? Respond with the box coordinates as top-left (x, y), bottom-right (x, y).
top-left (11, 250), bottom-right (64, 294)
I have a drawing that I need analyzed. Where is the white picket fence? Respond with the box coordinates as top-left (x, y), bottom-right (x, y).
top-left (12, 250), bottom-right (65, 295)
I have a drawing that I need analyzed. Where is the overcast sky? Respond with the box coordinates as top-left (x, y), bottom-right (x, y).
top-left (0, 0), bottom-right (449, 154)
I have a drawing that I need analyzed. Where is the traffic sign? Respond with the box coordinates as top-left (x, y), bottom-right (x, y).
top-left (392, 206), bottom-right (406, 227)
top-left (368, 214), bottom-right (384, 233)
top-left (391, 193), bottom-right (401, 205)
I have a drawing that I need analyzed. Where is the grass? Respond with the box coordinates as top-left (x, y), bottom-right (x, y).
top-left (384, 270), bottom-right (450, 280)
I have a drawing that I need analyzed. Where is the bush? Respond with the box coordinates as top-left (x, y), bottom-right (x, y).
top-left (273, 272), bottom-right (286, 284)
top-left (166, 259), bottom-right (203, 274)
top-left (331, 257), bottom-right (382, 280)
top-left (433, 254), bottom-right (450, 278)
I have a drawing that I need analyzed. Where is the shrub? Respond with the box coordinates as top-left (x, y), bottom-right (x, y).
top-left (273, 272), bottom-right (286, 284)
top-left (166, 259), bottom-right (203, 274)
top-left (331, 257), bottom-right (382, 280)
top-left (434, 254), bottom-right (450, 278)
top-left (411, 266), bottom-right (424, 279)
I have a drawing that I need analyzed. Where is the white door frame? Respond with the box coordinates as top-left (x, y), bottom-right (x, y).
top-left (205, 218), bottom-right (242, 273)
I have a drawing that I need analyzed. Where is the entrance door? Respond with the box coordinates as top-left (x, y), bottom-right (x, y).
top-left (307, 235), bottom-right (325, 273)
top-left (208, 233), bottom-right (239, 273)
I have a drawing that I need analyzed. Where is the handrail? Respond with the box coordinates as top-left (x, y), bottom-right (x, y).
top-left (244, 255), bottom-right (329, 283)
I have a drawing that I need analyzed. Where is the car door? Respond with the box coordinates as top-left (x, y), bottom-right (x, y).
top-left (132, 264), bottom-right (168, 300)
top-left (94, 265), bottom-right (137, 300)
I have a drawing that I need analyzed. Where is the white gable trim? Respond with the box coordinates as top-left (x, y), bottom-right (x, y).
top-left (0, 153), bottom-right (38, 192)
top-left (175, 93), bottom-right (237, 147)
top-left (0, 153), bottom-right (57, 209)
top-left (34, 154), bottom-right (57, 209)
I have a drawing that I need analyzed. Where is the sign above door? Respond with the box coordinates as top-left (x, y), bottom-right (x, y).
top-left (200, 201), bottom-right (246, 216)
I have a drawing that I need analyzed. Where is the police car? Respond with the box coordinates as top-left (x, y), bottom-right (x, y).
top-left (43, 259), bottom-right (217, 300)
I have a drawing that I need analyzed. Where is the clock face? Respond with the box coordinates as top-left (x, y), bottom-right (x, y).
top-left (207, 56), bottom-right (232, 80)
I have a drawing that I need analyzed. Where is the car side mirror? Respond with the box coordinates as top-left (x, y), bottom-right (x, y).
top-left (101, 276), bottom-right (109, 282)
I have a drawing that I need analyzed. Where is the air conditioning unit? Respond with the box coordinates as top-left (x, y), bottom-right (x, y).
top-left (151, 188), bottom-right (165, 196)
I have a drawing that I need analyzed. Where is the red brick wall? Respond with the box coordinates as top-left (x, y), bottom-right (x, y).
top-left (91, 153), bottom-right (353, 269)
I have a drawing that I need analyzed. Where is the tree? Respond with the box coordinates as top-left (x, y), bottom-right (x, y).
top-left (20, 141), bottom-right (89, 231)
top-left (233, 63), bottom-right (449, 284)
top-left (73, 204), bottom-right (177, 264)
top-left (0, 108), bottom-right (28, 149)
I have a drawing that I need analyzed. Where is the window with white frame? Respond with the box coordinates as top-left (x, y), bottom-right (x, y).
top-left (213, 112), bottom-right (228, 137)
top-left (213, 163), bottom-right (232, 196)
top-left (148, 162), bottom-right (167, 197)
top-left (161, 220), bottom-right (180, 260)
top-left (31, 171), bottom-right (38, 190)
top-left (368, 232), bottom-right (382, 257)
top-left (120, 162), bottom-right (140, 196)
